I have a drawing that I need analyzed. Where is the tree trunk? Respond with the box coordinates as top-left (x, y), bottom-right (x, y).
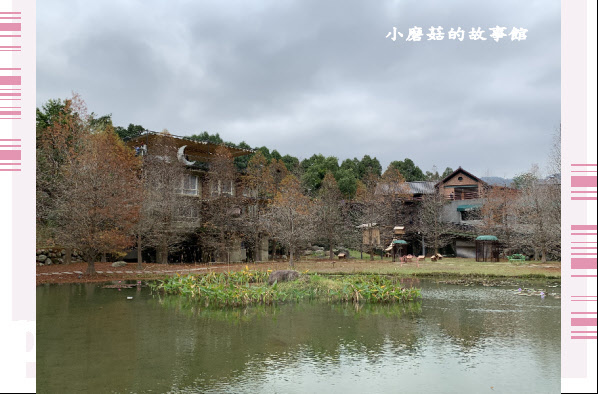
top-left (101, 252), bottom-right (107, 263)
top-left (289, 248), bottom-right (294, 269)
top-left (541, 246), bottom-right (547, 263)
top-left (329, 238), bottom-right (334, 260)
top-left (64, 247), bottom-right (72, 265)
top-left (254, 233), bottom-right (261, 262)
top-left (137, 234), bottom-right (143, 270)
top-left (85, 252), bottom-right (97, 275)
top-left (158, 242), bottom-right (168, 264)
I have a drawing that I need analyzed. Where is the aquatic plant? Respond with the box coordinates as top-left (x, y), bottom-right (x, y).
top-left (149, 271), bottom-right (421, 307)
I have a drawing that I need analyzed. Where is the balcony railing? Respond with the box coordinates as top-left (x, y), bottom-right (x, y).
top-left (446, 192), bottom-right (480, 200)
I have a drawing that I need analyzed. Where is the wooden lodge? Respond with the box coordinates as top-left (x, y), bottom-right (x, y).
top-left (435, 167), bottom-right (489, 201)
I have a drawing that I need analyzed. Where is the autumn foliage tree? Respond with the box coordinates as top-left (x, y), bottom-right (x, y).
top-left (512, 166), bottom-right (560, 262)
top-left (135, 133), bottom-right (197, 266)
top-left (417, 192), bottom-right (455, 254)
top-left (477, 186), bottom-right (519, 254)
top-left (266, 175), bottom-right (313, 268)
top-left (53, 129), bottom-right (142, 274)
top-left (243, 151), bottom-right (275, 261)
top-left (36, 95), bottom-right (90, 243)
top-left (314, 172), bottom-right (347, 259)
top-left (355, 173), bottom-right (388, 260)
top-left (203, 147), bottom-right (242, 263)
top-left (269, 157), bottom-right (290, 195)
top-left (355, 167), bottom-right (408, 259)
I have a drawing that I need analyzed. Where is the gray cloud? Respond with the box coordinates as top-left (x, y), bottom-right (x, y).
top-left (37, 0), bottom-right (561, 178)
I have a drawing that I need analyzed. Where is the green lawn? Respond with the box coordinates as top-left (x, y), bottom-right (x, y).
top-left (237, 256), bottom-right (561, 279)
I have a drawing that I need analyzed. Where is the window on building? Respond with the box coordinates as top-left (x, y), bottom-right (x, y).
top-left (221, 180), bottom-right (233, 196)
top-left (211, 180), bottom-right (234, 196)
top-left (247, 204), bottom-right (257, 216)
top-left (180, 174), bottom-right (200, 196)
top-left (175, 205), bottom-right (200, 222)
top-left (243, 187), bottom-right (257, 198)
top-left (461, 209), bottom-right (481, 221)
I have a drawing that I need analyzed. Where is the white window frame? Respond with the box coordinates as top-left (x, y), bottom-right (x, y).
top-left (180, 174), bottom-right (200, 196)
top-left (175, 205), bottom-right (200, 223)
top-left (211, 180), bottom-right (235, 196)
top-left (243, 187), bottom-right (258, 198)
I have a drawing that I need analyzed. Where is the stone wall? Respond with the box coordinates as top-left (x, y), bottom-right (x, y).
top-left (35, 248), bottom-right (84, 266)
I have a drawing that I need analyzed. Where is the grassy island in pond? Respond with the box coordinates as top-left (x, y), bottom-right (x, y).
top-left (150, 269), bottom-right (421, 307)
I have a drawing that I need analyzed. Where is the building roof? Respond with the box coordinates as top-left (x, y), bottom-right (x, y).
top-left (406, 181), bottom-right (436, 194)
top-left (457, 204), bottom-right (482, 212)
top-left (476, 235), bottom-right (498, 241)
top-left (435, 167), bottom-right (488, 188)
top-left (127, 131), bottom-right (254, 161)
top-left (357, 223), bottom-right (378, 228)
top-left (375, 182), bottom-right (411, 195)
top-left (375, 181), bottom-right (436, 196)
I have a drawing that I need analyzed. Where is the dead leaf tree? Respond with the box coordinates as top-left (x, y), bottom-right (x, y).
top-left (354, 173), bottom-right (386, 259)
top-left (204, 147), bottom-right (242, 263)
top-left (36, 94), bottom-right (90, 253)
top-left (513, 166), bottom-right (560, 262)
top-left (355, 168), bottom-right (407, 260)
top-left (314, 171), bottom-right (345, 260)
top-left (135, 134), bottom-right (198, 266)
top-left (53, 130), bottom-right (142, 274)
top-left (417, 191), bottom-right (455, 255)
top-left (270, 158), bottom-right (289, 194)
top-left (477, 186), bottom-right (519, 255)
top-left (242, 151), bottom-right (275, 261)
top-left (266, 175), bottom-right (313, 268)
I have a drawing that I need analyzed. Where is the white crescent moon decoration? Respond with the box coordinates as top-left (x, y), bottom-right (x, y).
top-left (177, 145), bottom-right (196, 166)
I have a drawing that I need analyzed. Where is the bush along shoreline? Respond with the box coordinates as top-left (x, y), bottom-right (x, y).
top-left (149, 269), bottom-right (422, 307)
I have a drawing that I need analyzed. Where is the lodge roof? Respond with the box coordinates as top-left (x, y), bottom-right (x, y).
top-left (435, 167), bottom-right (488, 188)
top-left (375, 181), bottom-right (436, 196)
top-left (127, 131), bottom-right (254, 161)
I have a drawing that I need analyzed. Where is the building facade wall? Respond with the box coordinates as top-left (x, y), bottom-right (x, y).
top-left (441, 198), bottom-right (486, 224)
top-left (438, 171), bottom-right (485, 199)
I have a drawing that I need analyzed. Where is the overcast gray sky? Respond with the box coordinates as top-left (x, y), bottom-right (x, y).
top-left (37, 0), bottom-right (560, 178)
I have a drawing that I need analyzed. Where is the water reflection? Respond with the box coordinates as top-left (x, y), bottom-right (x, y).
top-left (37, 280), bottom-right (560, 394)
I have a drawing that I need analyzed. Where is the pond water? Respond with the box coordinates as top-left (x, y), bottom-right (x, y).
top-left (37, 279), bottom-right (560, 393)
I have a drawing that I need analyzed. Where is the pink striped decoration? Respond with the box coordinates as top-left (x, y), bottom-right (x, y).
top-left (0, 22), bottom-right (20, 32)
top-left (570, 226), bottom-right (597, 277)
top-left (572, 258), bottom-right (597, 270)
top-left (571, 313), bottom-right (598, 339)
top-left (571, 164), bottom-right (598, 200)
top-left (0, 139), bottom-right (21, 170)
top-left (0, 76), bottom-right (20, 85)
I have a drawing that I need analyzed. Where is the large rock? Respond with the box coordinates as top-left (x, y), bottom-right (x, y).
top-left (268, 270), bottom-right (300, 286)
top-left (112, 261), bottom-right (127, 267)
top-left (37, 254), bottom-right (47, 262)
top-left (45, 259), bottom-right (53, 265)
